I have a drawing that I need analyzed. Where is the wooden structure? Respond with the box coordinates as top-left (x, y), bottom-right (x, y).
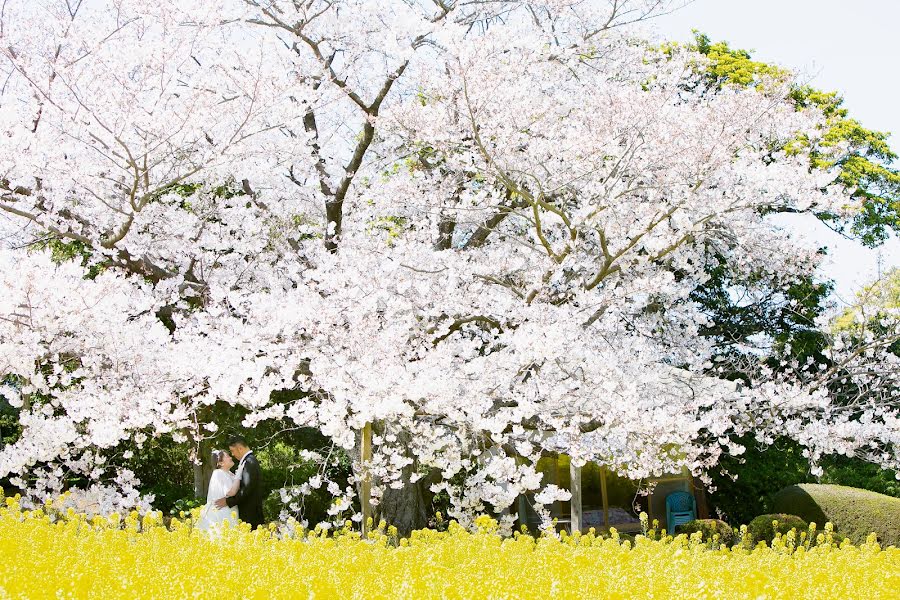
top-left (516, 454), bottom-right (702, 533)
top-left (360, 422), bottom-right (373, 536)
top-left (570, 462), bottom-right (582, 531)
top-left (356, 421), bottom-right (706, 536)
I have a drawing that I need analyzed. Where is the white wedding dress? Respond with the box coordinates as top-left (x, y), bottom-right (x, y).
top-left (196, 468), bottom-right (240, 532)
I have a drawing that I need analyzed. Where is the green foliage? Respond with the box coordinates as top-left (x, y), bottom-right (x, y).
top-left (676, 519), bottom-right (736, 546)
top-left (153, 180), bottom-right (244, 205)
top-left (747, 514), bottom-right (808, 546)
top-left (833, 267), bottom-right (900, 351)
top-left (684, 34), bottom-right (899, 520)
top-left (263, 490), bottom-right (283, 523)
top-left (290, 213), bottom-right (322, 241)
top-left (691, 31), bottom-right (789, 89)
top-left (367, 215), bottom-right (409, 246)
top-left (691, 254), bottom-right (832, 357)
top-left (259, 442), bottom-right (352, 526)
top-left (709, 438), bottom-right (815, 525)
top-left (0, 410), bottom-right (20, 448)
top-left (43, 238), bottom-right (91, 264)
top-left (819, 457), bottom-right (900, 498)
top-left (792, 88), bottom-right (900, 245)
top-left (117, 435), bottom-right (195, 514)
top-left (33, 238), bottom-right (104, 279)
top-left (689, 251), bottom-right (834, 392)
top-left (773, 484), bottom-right (900, 546)
top-left (168, 496), bottom-right (204, 516)
top-left (0, 399), bottom-right (21, 495)
top-left (709, 438), bottom-right (899, 527)
top-left (691, 32), bottom-right (900, 245)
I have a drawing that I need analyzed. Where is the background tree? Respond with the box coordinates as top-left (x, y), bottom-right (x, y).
top-left (0, 2), bottom-right (897, 537)
top-left (677, 34), bottom-right (900, 522)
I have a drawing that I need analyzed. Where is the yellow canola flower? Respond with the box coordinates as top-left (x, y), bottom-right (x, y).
top-left (0, 504), bottom-right (897, 599)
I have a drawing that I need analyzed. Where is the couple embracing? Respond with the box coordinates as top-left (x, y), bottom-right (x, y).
top-left (196, 435), bottom-right (265, 531)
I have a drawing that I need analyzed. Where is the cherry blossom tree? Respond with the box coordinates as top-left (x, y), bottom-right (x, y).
top-left (0, 0), bottom-right (897, 534)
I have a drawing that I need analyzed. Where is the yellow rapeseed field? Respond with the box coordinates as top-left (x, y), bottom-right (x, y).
top-left (0, 496), bottom-right (898, 599)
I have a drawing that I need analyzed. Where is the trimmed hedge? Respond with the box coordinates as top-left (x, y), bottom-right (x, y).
top-left (773, 484), bottom-right (900, 546)
top-left (747, 514), bottom-right (808, 545)
top-left (676, 519), bottom-right (735, 546)
top-left (708, 438), bottom-right (899, 526)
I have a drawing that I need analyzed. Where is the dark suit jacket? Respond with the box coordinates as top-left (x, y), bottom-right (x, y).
top-left (226, 452), bottom-right (265, 529)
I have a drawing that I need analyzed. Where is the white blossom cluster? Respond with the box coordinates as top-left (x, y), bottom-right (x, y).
top-left (0, 0), bottom-right (897, 520)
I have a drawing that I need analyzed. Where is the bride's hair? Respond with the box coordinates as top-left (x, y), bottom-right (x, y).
top-left (211, 449), bottom-right (226, 467)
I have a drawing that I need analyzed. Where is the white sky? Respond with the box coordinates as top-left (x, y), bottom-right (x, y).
top-left (650, 0), bottom-right (900, 307)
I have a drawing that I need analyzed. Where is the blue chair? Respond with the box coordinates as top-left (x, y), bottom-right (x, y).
top-left (665, 491), bottom-right (696, 533)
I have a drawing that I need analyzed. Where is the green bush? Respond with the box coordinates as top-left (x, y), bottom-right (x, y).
top-left (0, 404), bottom-right (22, 495)
top-left (0, 411), bottom-right (20, 447)
top-left (747, 514), bottom-right (808, 545)
top-left (255, 439), bottom-right (352, 527)
top-left (262, 487), bottom-right (322, 524)
top-left (117, 435), bottom-right (194, 515)
top-left (263, 491), bottom-right (284, 523)
top-left (708, 438), bottom-right (815, 525)
top-left (676, 519), bottom-right (735, 546)
top-left (773, 484), bottom-right (900, 546)
top-left (708, 438), bottom-right (899, 526)
top-left (262, 484), bottom-right (340, 526)
top-left (819, 458), bottom-right (900, 498)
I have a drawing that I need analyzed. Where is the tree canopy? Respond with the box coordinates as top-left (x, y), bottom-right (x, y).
top-left (0, 1), bottom-right (897, 533)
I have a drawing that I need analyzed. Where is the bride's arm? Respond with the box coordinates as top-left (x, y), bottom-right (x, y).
top-left (225, 464), bottom-right (244, 497)
top-left (225, 475), bottom-right (241, 497)
top-left (208, 470), bottom-right (228, 504)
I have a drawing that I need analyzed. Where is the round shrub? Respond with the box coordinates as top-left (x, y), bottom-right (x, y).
top-left (676, 519), bottom-right (735, 546)
top-left (747, 514), bottom-right (808, 545)
top-left (773, 483), bottom-right (900, 546)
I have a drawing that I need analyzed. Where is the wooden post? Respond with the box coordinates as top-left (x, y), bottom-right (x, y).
top-left (518, 494), bottom-right (529, 532)
top-left (570, 461), bottom-right (582, 533)
top-left (360, 422), bottom-right (373, 537)
top-left (600, 467), bottom-right (609, 528)
top-left (691, 475), bottom-right (709, 519)
top-left (514, 455), bottom-right (529, 532)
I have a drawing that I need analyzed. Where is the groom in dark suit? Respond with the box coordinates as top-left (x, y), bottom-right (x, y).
top-left (215, 434), bottom-right (265, 529)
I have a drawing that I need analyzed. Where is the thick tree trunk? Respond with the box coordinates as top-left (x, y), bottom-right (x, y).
top-left (366, 426), bottom-right (431, 536)
top-left (377, 475), bottom-right (430, 537)
top-left (435, 216), bottom-right (456, 250)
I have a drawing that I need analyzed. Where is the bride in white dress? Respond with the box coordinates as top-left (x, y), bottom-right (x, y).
top-left (196, 449), bottom-right (242, 531)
